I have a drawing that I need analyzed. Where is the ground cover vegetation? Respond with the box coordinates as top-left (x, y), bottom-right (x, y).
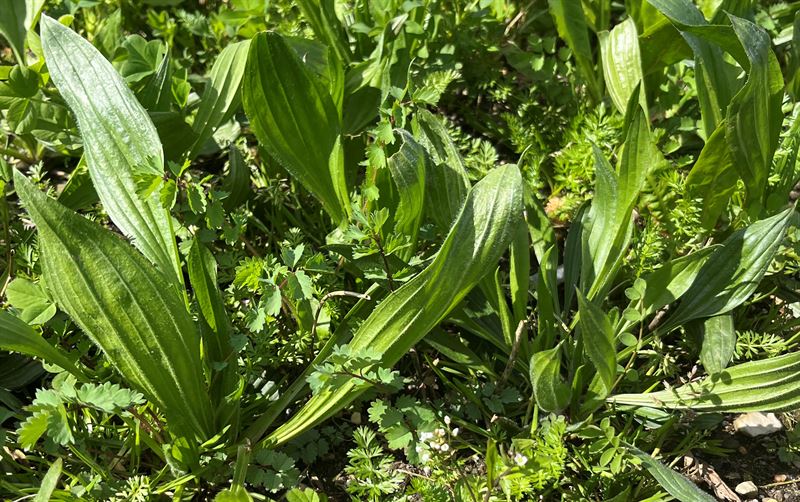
top-left (2, 0), bottom-right (800, 500)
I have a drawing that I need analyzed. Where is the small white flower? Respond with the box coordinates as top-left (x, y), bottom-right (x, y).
top-left (514, 453), bottom-right (528, 466)
top-left (452, 427), bottom-right (460, 437)
top-left (421, 452), bottom-right (431, 463)
top-left (415, 445), bottom-right (423, 453)
top-left (435, 428), bottom-right (446, 437)
top-left (419, 431), bottom-right (434, 441)
top-left (440, 443), bottom-right (450, 452)
top-left (444, 415), bottom-right (451, 425)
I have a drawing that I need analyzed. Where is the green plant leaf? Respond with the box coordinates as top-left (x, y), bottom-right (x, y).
top-left (584, 101), bottom-right (660, 300)
top-left (725, 15), bottom-right (784, 212)
top-left (577, 291), bottom-right (616, 396)
top-left (695, 313), bottom-right (736, 375)
top-left (686, 123), bottom-right (737, 229)
top-left (611, 350), bottom-right (800, 412)
top-left (138, 48), bottom-right (172, 113)
top-left (412, 110), bottom-right (470, 232)
top-left (636, 246), bottom-right (717, 318)
top-left (629, 447), bottom-right (717, 502)
top-left (14, 171), bottom-right (213, 439)
top-left (214, 487), bottom-right (253, 502)
top-left (286, 487), bottom-right (327, 502)
top-left (648, 0), bottom-right (740, 137)
top-left (0, 0), bottom-right (44, 63)
top-left (548, 0), bottom-right (601, 101)
top-left (265, 164), bottom-right (523, 445)
top-left (189, 40), bottom-right (250, 159)
top-left (294, 0), bottom-right (351, 65)
top-left (242, 32), bottom-right (349, 224)
top-left (658, 207), bottom-right (795, 332)
top-left (40, 16), bottom-right (181, 284)
top-left (599, 18), bottom-right (647, 115)
top-left (33, 457), bottom-right (62, 502)
top-left (6, 277), bottom-right (55, 324)
top-left (530, 345), bottom-right (572, 412)
top-left (223, 145), bottom-right (250, 210)
top-left (386, 130), bottom-right (425, 255)
top-left (0, 310), bottom-right (84, 379)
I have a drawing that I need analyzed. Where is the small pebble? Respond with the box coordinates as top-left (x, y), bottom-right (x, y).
top-left (733, 412), bottom-right (784, 437)
top-left (350, 411), bottom-right (362, 424)
top-left (738, 446), bottom-right (748, 455)
top-left (734, 481), bottom-right (758, 498)
top-left (774, 474), bottom-right (788, 483)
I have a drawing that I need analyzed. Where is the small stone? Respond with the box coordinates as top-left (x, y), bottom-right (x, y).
top-left (350, 411), bottom-right (362, 425)
top-left (738, 446), bottom-right (748, 455)
top-left (774, 474), bottom-right (788, 483)
top-left (734, 481), bottom-right (758, 498)
top-left (764, 498), bottom-right (779, 502)
top-left (733, 412), bottom-right (784, 437)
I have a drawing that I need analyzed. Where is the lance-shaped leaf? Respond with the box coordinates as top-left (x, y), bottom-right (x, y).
top-left (577, 291), bottom-right (616, 396)
top-left (0, 310), bottom-right (84, 380)
top-left (412, 110), bottom-right (470, 232)
top-left (14, 171), bottom-right (213, 439)
top-left (725, 15), bottom-right (784, 211)
top-left (599, 18), bottom-right (647, 115)
top-left (265, 164), bottom-right (523, 445)
top-left (40, 16), bottom-right (181, 283)
top-left (583, 99), bottom-right (660, 300)
top-left (548, 0), bottom-right (601, 102)
top-left (658, 207), bottom-right (795, 333)
top-left (386, 131), bottom-right (425, 256)
top-left (686, 123), bottom-right (737, 229)
top-left (648, 0), bottom-right (740, 137)
top-left (242, 32), bottom-right (350, 224)
top-left (611, 350), bottom-right (800, 412)
top-left (629, 447), bottom-right (717, 502)
top-left (189, 40), bottom-right (250, 159)
top-left (635, 246), bottom-right (716, 318)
